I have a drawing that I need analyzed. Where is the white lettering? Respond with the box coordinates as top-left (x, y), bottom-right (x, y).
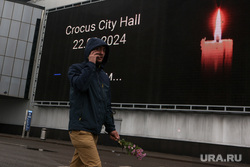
top-left (120, 16), bottom-right (128, 27)
top-left (80, 25), bottom-right (85, 33)
top-left (98, 20), bottom-right (117, 31)
top-left (99, 20), bottom-right (106, 31)
top-left (91, 24), bottom-right (96, 31)
top-left (128, 17), bottom-right (134, 26)
top-left (227, 154), bottom-right (234, 162)
top-left (200, 154), bottom-right (207, 162)
top-left (74, 26), bottom-right (80, 34)
top-left (111, 20), bottom-right (117, 31)
top-left (200, 154), bottom-right (242, 162)
top-left (65, 25), bottom-right (72, 35)
top-left (65, 24), bottom-right (96, 35)
top-left (234, 154), bottom-right (242, 162)
top-left (208, 155), bottom-right (216, 162)
top-left (109, 73), bottom-right (113, 81)
top-left (215, 154), bottom-right (224, 162)
top-left (120, 14), bottom-right (141, 27)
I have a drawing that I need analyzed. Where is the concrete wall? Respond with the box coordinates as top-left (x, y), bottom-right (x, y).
top-left (30, 106), bottom-right (69, 130)
top-left (115, 110), bottom-right (250, 147)
top-left (0, 98), bottom-right (29, 125)
top-left (1, 98), bottom-right (250, 148)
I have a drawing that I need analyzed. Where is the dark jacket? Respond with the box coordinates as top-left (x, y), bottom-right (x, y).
top-left (68, 38), bottom-right (115, 134)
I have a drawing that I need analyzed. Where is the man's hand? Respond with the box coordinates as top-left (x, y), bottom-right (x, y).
top-left (109, 130), bottom-right (120, 141)
top-left (88, 50), bottom-right (98, 64)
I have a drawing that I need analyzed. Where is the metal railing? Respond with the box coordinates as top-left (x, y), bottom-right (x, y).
top-left (47, 0), bottom-right (104, 13)
top-left (32, 101), bottom-right (250, 114)
top-left (111, 103), bottom-right (250, 114)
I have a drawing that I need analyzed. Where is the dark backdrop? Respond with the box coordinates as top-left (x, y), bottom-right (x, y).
top-left (35, 0), bottom-right (250, 106)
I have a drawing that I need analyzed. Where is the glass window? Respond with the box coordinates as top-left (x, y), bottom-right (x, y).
top-left (31, 8), bottom-right (42, 25)
top-left (22, 5), bottom-right (33, 23)
top-left (2, 56), bottom-right (14, 76)
top-left (19, 23), bottom-right (30, 41)
top-left (13, 3), bottom-right (24, 21)
top-left (5, 38), bottom-right (17, 57)
top-left (16, 40), bottom-right (27, 59)
top-left (0, 56), bottom-right (4, 72)
top-left (9, 77), bottom-right (20, 97)
top-left (0, 0), bottom-right (4, 17)
top-left (0, 18), bottom-right (11, 37)
top-left (12, 59), bottom-right (23, 78)
top-left (0, 75), bottom-right (11, 95)
top-left (28, 25), bottom-right (35, 42)
top-left (19, 79), bottom-right (26, 97)
top-left (25, 42), bottom-right (32, 60)
top-left (9, 20), bottom-right (21, 39)
top-left (2, 1), bottom-right (14, 19)
top-left (22, 60), bottom-right (29, 79)
top-left (0, 37), bottom-right (7, 55)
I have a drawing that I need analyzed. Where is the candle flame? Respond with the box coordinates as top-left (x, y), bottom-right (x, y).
top-left (214, 9), bottom-right (221, 42)
top-left (201, 8), bottom-right (233, 74)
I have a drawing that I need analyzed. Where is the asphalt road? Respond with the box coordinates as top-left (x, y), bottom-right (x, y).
top-left (0, 134), bottom-right (249, 167)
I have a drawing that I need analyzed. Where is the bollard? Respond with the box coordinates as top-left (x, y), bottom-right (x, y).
top-left (40, 128), bottom-right (46, 140)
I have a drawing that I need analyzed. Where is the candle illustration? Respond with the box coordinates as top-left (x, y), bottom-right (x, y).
top-left (200, 8), bottom-right (233, 74)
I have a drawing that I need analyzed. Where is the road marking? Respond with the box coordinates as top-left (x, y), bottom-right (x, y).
top-left (0, 141), bottom-right (27, 148)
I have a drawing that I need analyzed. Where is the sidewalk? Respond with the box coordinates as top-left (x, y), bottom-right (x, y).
top-left (0, 133), bottom-right (249, 167)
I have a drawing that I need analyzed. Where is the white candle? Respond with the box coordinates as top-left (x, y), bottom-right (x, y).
top-left (200, 9), bottom-right (233, 74)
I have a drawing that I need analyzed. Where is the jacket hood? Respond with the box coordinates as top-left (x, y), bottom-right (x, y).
top-left (84, 38), bottom-right (109, 65)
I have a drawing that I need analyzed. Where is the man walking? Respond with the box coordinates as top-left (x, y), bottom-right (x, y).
top-left (68, 37), bottom-right (120, 167)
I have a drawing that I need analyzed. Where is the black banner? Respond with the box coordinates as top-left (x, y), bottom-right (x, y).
top-left (35, 0), bottom-right (250, 106)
